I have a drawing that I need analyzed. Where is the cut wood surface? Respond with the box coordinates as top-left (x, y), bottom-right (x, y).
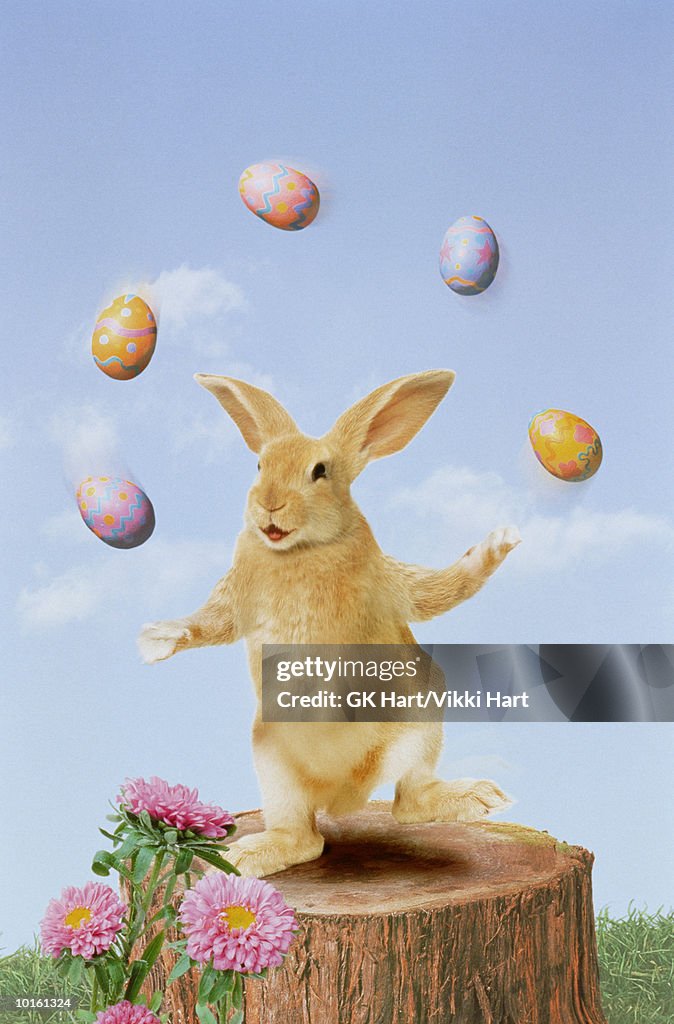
top-left (132, 801), bottom-right (607, 1024)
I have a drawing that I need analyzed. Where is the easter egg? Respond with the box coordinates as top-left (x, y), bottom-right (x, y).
top-left (92, 294), bottom-right (157, 380)
top-left (239, 163), bottom-right (320, 230)
top-left (439, 216), bottom-right (500, 295)
top-left (528, 410), bottom-right (603, 482)
top-left (77, 476), bottom-right (155, 548)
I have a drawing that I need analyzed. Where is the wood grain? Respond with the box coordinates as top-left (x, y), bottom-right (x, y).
top-left (126, 802), bottom-right (607, 1023)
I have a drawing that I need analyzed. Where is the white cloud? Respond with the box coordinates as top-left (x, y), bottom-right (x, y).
top-left (59, 265), bottom-right (247, 365)
top-left (519, 508), bottom-right (674, 571)
top-left (172, 415), bottom-right (238, 463)
top-left (393, 466), bottom-right (674, 573)
top-left (17, 539), bottom-right (232, 631)
top-left (41, 509), bottom-right (91, 544)
top-left (17, 566), bottom-right (97, 628)
top-left (48, 403), bottom-right (124, 483)
top-left (140, 265), bottom-right (246, 335)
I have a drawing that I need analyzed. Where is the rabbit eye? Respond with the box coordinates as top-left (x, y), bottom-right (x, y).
top-left (257, 462), bottom-right (261, 471)
top-left (312, 462), bottom-right (327, 481)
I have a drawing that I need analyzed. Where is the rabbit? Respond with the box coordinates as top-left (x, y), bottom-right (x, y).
top-left (138, 370), bottom-right (520, 878)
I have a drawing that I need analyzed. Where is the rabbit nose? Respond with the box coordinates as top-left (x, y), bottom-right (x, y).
top-left (262, 502), bottom-right (286, 514)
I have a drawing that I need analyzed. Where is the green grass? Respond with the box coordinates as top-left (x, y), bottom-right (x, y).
top-left (0, 938), bottom-right (91, 1024)
top-left (596, 905), bottom-right (674, 1024)
top-left (1, 907), bottom-right (672, 1022)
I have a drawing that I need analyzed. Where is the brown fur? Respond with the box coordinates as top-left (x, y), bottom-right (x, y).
top-left (138, 371), bottom-right (520, 877)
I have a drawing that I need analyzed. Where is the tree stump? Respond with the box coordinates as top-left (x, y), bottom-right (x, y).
top-left (131, 801), bottom-right (607, 1024)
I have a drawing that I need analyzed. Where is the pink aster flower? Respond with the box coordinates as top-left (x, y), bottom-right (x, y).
top-left (179, 873), bottom-right (297, 973)
top-left (95, 1002), bottom-right (161, 1024)
top-left (119, 776), bottom-right (234, 839)
top-left (40, 882), bottom-right (125, 959)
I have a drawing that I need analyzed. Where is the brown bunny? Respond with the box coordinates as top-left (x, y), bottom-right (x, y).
top-left (138, 370), bottom-right (520, 876)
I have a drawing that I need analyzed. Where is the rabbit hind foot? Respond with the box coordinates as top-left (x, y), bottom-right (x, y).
top-left (392, 777), bottom-right (512, 824)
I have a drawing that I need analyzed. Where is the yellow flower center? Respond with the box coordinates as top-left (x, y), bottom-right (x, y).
top-left (221, 904), bottom-right (256, 931)
top-left (64, 906), bottom-right (92, 929)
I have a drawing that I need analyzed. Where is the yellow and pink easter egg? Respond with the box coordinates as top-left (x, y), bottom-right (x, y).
top-left (528, 410), bottom-right (603, 482)
top-left (239, 163), bottom-right (320, 231)
top-left (439, 215), bottom-right (499, 295)
top-left (92, 294), bottom-right (157, 380)
top-left (77, 476), bottom-right (155, 548)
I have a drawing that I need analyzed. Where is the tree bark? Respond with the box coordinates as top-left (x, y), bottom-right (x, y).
top-left (128, 801), bottom-right (607, 1024)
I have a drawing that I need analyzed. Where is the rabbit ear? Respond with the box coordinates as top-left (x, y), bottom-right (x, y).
top-left (195, 374), bottom-right (299, 453)
top-left (326, 370), bottom-right (455, 478)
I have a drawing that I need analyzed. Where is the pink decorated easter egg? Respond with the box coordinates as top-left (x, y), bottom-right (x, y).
top-left (239, 163), bottom-right (320, 230)
top-left (76, 476), bottom-right (155, 548)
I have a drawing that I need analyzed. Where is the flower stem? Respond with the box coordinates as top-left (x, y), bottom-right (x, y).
top-left (91, 976), bottom-right (99, 1014)
top-left (142, 851), bottom-right (165, 918)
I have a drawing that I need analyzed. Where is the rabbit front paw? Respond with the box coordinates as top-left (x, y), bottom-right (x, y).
top-left (137, 620), bottom-right (192, 664)
top-left (464, 525), bottom-right (521, 574)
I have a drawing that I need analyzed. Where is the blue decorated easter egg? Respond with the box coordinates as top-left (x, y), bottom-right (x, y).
top-left (439, 216), bottom-right (500, 295)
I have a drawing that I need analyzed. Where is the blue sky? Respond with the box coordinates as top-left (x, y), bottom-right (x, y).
top-left (1, 2), bottom-right (672, 950)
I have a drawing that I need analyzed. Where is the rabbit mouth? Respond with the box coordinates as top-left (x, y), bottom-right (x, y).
top-left (262, 523), bottom-right (294, 543)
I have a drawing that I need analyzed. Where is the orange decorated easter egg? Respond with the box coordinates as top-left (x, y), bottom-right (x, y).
top-left (92, 294), bottom-right (157, 380)
top-left (528, 409), bottom-right (603, 482)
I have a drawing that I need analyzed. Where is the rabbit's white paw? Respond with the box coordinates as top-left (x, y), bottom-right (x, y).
top-left (137, 620), bottom-right (191, 664)
top-left (487, 525), bottom-right (521, 559)
top-left (464, 525), bottom-right (521, 574)
top-left (223, 829), bottom-right (324, 878)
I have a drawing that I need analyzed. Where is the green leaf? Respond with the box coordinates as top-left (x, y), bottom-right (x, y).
top-left (133, 845), bottom-right (156, 884)
top-left (232, 970), bottom-right (244, 1009)
top-left (162, 873), bottom-right (178, 907)
top-left (94, 961), bottom-right (111, 998)
top-left (195, 849), bottom-right (239, 874)
top-left (209, 970), bottom-right (235, 1002)
top-left (227, 1008), bottom-right (244, 1024)
top-left (91, 852), bottom-right (112, 877)
top-left (148, 991), bottom-right (163, 1013)
top-left (55, 954), bottom-right (73, 978)
top-left (198, 964), bottom-right (217, 1002)
top-left (68, 955), bottom-right (83, 986)
top-left (117, 833), bottom-right (141, 860)
top-left (124, 959), bottom-right (150, 1002)
top-left (106, 960), bottom-right (126, 999)
top-left (137, 836), bottom-right (160, 848)
top-left (174, 848), bottom-right (194, 875)
top-left (141, 930), bottom-right (165, 969)
top-left (76, 1011), bottom-right (97, 1023)
top-left (98, 828), bottom-right (118, 841)
top-left (164, 829), bottom-right (179, 845)
top-left (162, 903), bottom-right (178, 928)
top-left (195, 1003), bottom-right (218, 1024)
top-left (106, 813), bottom-right (122, 823)
top-left (139, 810), bottom-right (154, 830)
top-left (167, 952), bottom-right (193, 985)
